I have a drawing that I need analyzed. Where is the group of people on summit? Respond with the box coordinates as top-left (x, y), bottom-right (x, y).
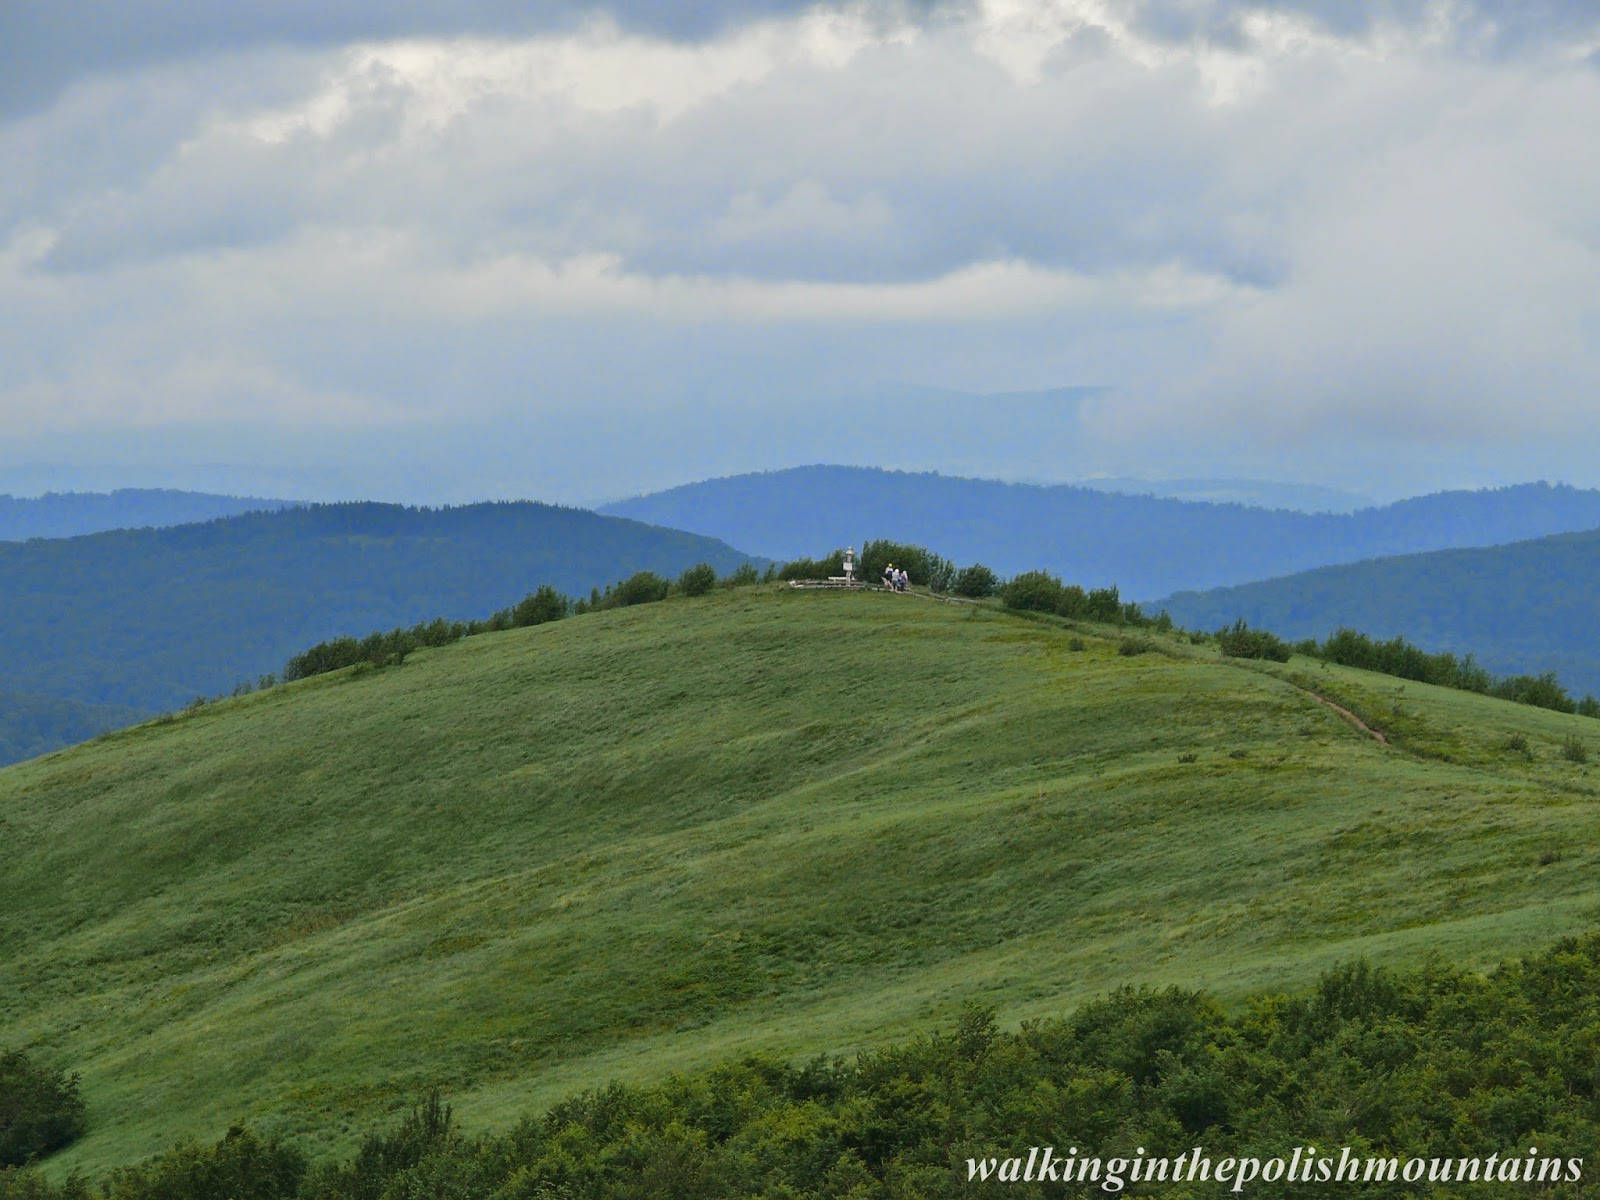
top-left (882, 563), bottom-right (909, 592)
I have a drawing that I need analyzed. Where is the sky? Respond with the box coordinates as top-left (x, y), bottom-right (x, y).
top-left (2, 0), bottom-right (1599, 506)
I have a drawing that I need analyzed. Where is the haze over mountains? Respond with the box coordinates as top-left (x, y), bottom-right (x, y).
top-left (602, 467), bottom-right (1600, 599)
top-left (0, 502), bottom-right (756, 766)
top-left (0, 489), bottom-right (294, 541)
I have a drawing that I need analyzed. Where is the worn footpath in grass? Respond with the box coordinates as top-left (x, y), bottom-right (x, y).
top-left (3, 586), bottom-right (1599, 1176)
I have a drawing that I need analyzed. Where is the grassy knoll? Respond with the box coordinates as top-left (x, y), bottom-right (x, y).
top-left (4, 586), bottom-right (1600, 1177)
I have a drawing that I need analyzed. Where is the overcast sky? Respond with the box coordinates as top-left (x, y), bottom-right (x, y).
top-left (2, 0), bottom-right (1598, 504)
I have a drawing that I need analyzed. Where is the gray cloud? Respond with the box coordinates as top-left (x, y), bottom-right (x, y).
top-left (0, 1), bottom-right (962, 115)
top-left (3, 0), bottom-right (1600, 503)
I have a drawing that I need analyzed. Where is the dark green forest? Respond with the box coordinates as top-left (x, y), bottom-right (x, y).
top-left (0, 503), bottom-right (755, 763)
top-left (600, 468), bottom-right (1600, 597)
top-left (8, 934), bottom-right (1600, 1198)
top-left (1158, 527), bottom-right (1600, 698)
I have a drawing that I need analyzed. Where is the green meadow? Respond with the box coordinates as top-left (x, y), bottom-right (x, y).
top-left (4, 585), bottom-right (1599, 1177)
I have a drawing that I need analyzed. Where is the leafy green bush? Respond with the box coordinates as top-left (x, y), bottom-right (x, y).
top-left (1491, 671), bottom-right (1576, 714)
top-left (609, 571), bottom-right (671, 608)
top-left (676, 563), bottom-right (718, 597)
top-left (778, 551), bottom-right (845, 581)
top-left (951, 564), bottom-right (998, 598)
top-left (721, 562), bottom-right (761, 589)
top-left (1086, 585), bottom-right (1123, 622)
top-left (511, 584), bottom-right (570, 626)
top-left (0, 1051), bottom-right (86, 1168)
top-left (997, 570), bottom-right (1066, 613)
top-left (1215, 619), bottom-right (1292, 662)
top-left (102, 1127), bottom-right (303, 1200)
top-left (1562, 735), bottom-right (1587, 764)
top-left (1117, 635), bottom-right (1156, 657)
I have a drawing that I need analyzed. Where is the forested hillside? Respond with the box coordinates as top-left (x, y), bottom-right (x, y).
top-left (600, 467), bottom-right (1600, 597)
top-left (0, 502), bottom-right (754, 757)
top-left (0, 489), bottom-right (293, 540)
top-left (1158, 527), bottom-right (1600, 697)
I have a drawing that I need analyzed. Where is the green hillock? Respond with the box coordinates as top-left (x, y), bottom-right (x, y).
top-left (4, 585), bottom-right (1600, 1178)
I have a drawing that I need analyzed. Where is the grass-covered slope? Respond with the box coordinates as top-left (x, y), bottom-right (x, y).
top-left (5, 587), bottom-right (1600, 1177)
top-left (1158, 527), bottom-right (1600, 697)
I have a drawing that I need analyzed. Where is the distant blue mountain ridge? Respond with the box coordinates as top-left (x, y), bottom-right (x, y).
top-left (0, 488), bottom-right (295, 540)
top-left (600, 466), bottom-right (1600, 600)
top-left (1156, 527), bottom-right (1600, 699)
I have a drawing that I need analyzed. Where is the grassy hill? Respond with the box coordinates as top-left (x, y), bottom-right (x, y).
top-left (599, 467), bottom-right (1600, 597)
top-left (0, 501), bottom-right (756, 764)
top-left (1158, 527), bottom-right (1600, 698)
top-left (7, 584), bottom-right (1600, 1179)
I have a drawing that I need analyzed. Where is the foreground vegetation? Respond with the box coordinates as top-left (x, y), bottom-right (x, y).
top-left (8, 933), bottom-right (1600, 1197)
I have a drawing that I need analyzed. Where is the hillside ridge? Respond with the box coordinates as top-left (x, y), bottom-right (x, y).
top-left (7, 585), bottom-right (1600, 1175)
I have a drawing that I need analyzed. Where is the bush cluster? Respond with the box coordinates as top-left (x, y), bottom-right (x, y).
top-left (0, 1051), bottom-right (86, 1169)
top-left (997, 570), bottom-right (1147, 625)
top-left (1215, 619), bottom-right (1292, 662)
top-left (1304, 626), bottom-right (1599, 717)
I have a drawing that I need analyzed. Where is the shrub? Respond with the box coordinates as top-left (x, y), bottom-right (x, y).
top-left (102, 1126), bottom-right (304, 1200)
top-left (1562, 735), bottom-right (1587, 764)
top-left (998, 570), bottom-right (1066, 613)
top-left (676, 563), bottom-right (718, 598)
top-left (512, 585), bottom-right (570, 626)
top-left (1215, 620), bottom-right (1292, 662)
top-left (951, 564), bottom-right (999, 598)
top-left (1492, 672), bottom-right (1576, 715)
top-left (1118, 635), bottom-right (1156, 657)
top-left (608, 571), bottom-right (671, 608)
top-left (1504, 732), bottom-right (1530, 755)
top-left (1067, 636), bottom-right (1086, 652)
top-left (721, 562), bottom-right (760, 589)
top-left (1086, 586), bottom-right (1123, 622)
top-left (778, 552), bottom-right (845, 581)
top-left (1579, 695), bottom-right (1600, 719)
top-left (0, 1051), bottom-right (87, 1167)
